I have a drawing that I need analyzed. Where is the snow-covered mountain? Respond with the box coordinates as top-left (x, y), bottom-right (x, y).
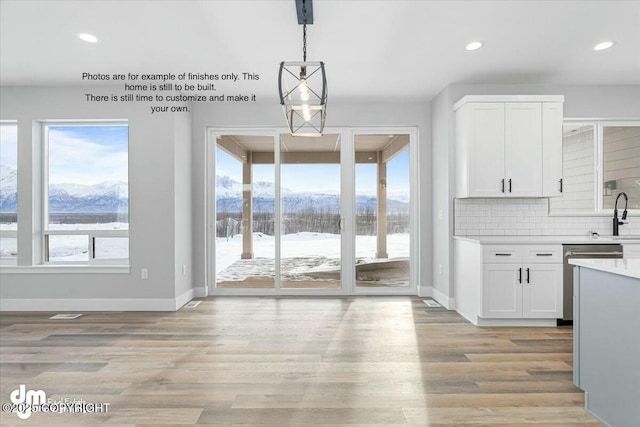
top-left (1, 166), bottom-right (406, 215)
top-left (0, 164), bottom-right (128, 213)
top-left (0, 165), bottom-right (18, 212)
top-left (215, 175), bottom-right (409, 214)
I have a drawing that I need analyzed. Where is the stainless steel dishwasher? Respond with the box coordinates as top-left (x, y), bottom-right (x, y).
top-left (562, 244), bottom-right (623, 321)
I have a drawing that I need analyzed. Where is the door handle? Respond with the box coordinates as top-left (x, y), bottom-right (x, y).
top-left (559, 178), bottom-right (563, 193)
top-left (508, 178), bottom-right (512, 193)
top-left (518, 267), bottom-right (522, 283)
top-left (526, 268), bottom-right (530, 283)
top-left (501, 179), bottom-right (505, 193)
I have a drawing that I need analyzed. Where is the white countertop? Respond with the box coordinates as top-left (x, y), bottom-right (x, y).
top-left (453, 235), bottom-right (640, 244)
top-left (569, 258), bottom-right (640, 280)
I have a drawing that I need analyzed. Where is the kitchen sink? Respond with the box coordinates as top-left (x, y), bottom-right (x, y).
top-left (611, 236), bottom-right (640, 241)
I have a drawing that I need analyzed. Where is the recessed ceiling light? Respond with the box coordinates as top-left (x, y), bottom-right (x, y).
top-left (77, 33), bottom-right (99, 43)
top-left (465, 41), bottom-right (484, 51)
top-left (593, 41), bottom-right (615, 51)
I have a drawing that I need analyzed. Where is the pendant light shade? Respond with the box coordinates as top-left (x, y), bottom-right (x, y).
top-left (278, 61), bottom-right (327, 136)
top-left (278, 0), bottom-right (327, 136)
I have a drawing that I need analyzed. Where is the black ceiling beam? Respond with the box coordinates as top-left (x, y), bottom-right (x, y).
top-left (295, 0), bottom-right (313, 24)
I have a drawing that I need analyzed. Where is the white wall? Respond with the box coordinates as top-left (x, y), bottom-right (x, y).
top-left (431, 84), bottom-right (640, 304)
top-left (173, 112), bottom-right (194, 300)
top-left (0, 86), bottom-right (193, 310)
top-left (430, 87), bottom-right (454, 306)
top-left (191, 102), bottom-right (432, 294)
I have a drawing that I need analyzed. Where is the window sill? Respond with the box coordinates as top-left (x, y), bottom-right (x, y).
top-left (0, 265), bottom-right (131, 274)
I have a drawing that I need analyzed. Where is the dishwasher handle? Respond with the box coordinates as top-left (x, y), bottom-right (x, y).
top-left (565, 251), bottom-right (623, 257)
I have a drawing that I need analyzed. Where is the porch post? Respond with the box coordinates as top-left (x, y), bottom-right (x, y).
top-left (241, 151), bottom-right (254, 259)
top-left (376, 153), bottom-right (388, 258)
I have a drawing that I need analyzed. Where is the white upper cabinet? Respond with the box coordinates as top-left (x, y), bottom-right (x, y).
top-left (505, 103), bottom-right (542, 196)
top-left (542, 102), bottom-right (564, 197)
top-left (454, 95), bottom-right (564, 198)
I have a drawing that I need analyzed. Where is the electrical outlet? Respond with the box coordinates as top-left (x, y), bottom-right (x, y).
top-left (182, 265), bottom-right (186, 276)
top-left (439, 263), bottom-right (443, 275)
top-left (141, 268), bottom-right (148, 280)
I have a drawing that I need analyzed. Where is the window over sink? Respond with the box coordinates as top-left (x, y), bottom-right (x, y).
top-left (549, 121), bottom-right (639, 215)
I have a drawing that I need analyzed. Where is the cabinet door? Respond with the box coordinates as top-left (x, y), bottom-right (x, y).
top-left (468, 103), bottom-right (506, 197)
top-left (482, 264), bottom-right (522, 318)
top-left (522, 264), bottom-right (562, 318)
top-left (542, 102), bottom-right (564, 197)
top-left (505, 103), bottom-right (542, 197)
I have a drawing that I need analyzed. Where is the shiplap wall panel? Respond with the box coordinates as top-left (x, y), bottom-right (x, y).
top-left (603, 126), bottom-right (640, 209)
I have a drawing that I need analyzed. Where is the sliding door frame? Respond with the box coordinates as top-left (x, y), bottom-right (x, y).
top-left (206, 126), bottom-right (418, 296)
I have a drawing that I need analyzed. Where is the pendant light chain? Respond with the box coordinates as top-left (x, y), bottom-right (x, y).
top-left (302, 0), bottom-right (307, 62)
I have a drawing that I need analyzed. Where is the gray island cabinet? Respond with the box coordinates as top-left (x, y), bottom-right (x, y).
top-left (570, 258), bottom-right (640, 427)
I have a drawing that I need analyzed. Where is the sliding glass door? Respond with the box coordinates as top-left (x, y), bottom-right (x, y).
top-left (280, 133), bottom-right (342, 289)
top-left (209, 128), bottom-right (415, 294)
top-left (354, 133), bottom-right (411, 290)
top-left (214, 134), bottom-right (275, 289)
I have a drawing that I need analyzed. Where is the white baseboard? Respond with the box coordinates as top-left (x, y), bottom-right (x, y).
top-left (174, 288), bottom-right (194, 310)
top-left (417, 285), bottom-right (432, 298)
top-left (417, 286), bottom-right (454, 310)
top-left (193, 285), bottom-right (208, 298)
top-left (0, 298), bottom-right (176, 312)
top-left (1, 286), bottom-right (209, 312)
top-left (431, 287), bottom-right (455, 310)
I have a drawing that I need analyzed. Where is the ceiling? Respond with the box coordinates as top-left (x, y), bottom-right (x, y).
top-left (1, 1), bottom-right (639, 102)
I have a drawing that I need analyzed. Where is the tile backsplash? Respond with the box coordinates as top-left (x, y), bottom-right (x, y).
top-left (454, 198), bottom-right (640, 236)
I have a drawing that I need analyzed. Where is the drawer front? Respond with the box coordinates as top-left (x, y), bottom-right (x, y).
top-left (522, 245), bottom-right (562, 263)
top-left (483, 245), bottom-right (523, 263)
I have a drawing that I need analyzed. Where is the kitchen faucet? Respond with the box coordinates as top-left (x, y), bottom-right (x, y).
top-left (613, 192), bottom-right (628, 236)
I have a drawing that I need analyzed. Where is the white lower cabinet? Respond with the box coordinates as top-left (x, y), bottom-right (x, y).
top-left (454, 239), bottom-right (563, 326)
top-left (482, 264), bottom-right (522, 318)
top-left (521, 264), bottom-right (563, 318)
top-left (482, 263), bottom-right (562, 319)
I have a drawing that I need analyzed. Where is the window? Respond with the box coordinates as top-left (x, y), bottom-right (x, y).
top-left (550, 121), bottom-right (639, 214)
top-left (44, 123), bottom-right (129, 263)
top-left (0, 122), bottom-right (18, 263)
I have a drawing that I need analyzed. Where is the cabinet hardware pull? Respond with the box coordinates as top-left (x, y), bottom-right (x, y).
top-left (501, 179), bottom-right (505, 193)
top-left (518, 267), bottom-right (522, 283)
top-left (536, 253), bottom-right (553, 256)
top-left (559, 178), bottom-right (563, 193)
top-left (526, 268), bottom-right (530, 283)
top-left (495, 253), bottom-right (511, 256)
top-left (508, 178), bottom-right (512, 193)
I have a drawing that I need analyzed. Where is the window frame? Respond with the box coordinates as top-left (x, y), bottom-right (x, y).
top-left (550, 119), bottom-right (640, 216)
top-left (0, 121), bottom-right (19, 265)
top-left (42, 121), bottom-right (130, 265)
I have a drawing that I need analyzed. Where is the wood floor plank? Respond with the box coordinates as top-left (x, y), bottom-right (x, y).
top-left (0, 297), bottom-right (602, 426)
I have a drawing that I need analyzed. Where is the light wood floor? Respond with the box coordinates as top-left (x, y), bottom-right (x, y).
top-left (0, 297), bottom-right (601, 426)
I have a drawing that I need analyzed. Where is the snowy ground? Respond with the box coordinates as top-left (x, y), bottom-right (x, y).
top-left (216, 232), bottom-right (410, 287)
top-left (216, 232), bottom-right (410, 273)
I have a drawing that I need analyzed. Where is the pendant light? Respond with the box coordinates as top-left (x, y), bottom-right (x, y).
top-left (278, 0), bottom-right (327, 136)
